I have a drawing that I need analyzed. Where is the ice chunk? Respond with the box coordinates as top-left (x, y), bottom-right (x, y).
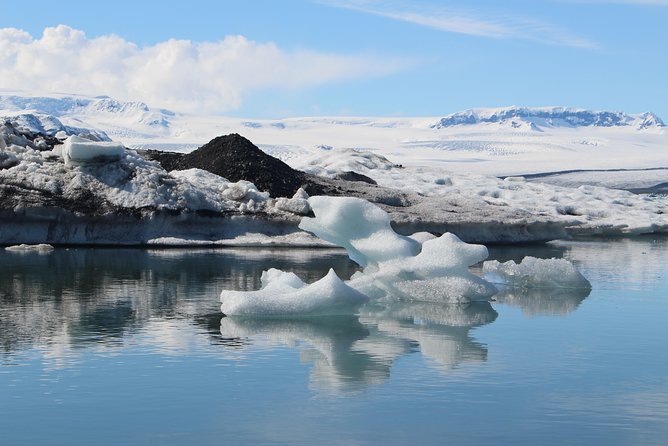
top-left (406, 232), bottom-right (489, 274)
top-left (274, 188), bottom-right (312, 215)
top-left (219, 197), bottom-right (592, 316)
top-left (5, 243), bottom-right (54, 253)
top-left (483, 256), bottom-right (591, 289)
top-left (299, 196), bottom-right (420, 268)
top-left (220, 268), bottom-right (369, 317)
top-left (62, 135), bottom-right (125, 166)
top-left (493, 287), bottom-right (591, 316)
top-left (350, 232), bottom-right (497, 303)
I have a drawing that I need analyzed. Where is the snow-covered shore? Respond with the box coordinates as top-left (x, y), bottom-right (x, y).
top-left (1, 98), bottom-right (667, 246)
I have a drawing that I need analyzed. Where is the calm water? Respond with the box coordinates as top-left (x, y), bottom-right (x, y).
top-left (1, 237), bottom-right (667, 446)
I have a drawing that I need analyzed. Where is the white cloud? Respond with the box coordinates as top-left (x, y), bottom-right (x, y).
top-left (0, 25), bottom-right (408, 113)
top-left (320, 0), bottom-right (597, 48)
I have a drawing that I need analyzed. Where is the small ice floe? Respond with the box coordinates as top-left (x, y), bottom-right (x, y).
top-left (5, 243), bottom-right (55, 253)
top-left (483, 256), bottom-right (591, 289)
top-left (274, 188), bottom-right (312, 215)
top-left (220, 268), bottom-right (369, 317)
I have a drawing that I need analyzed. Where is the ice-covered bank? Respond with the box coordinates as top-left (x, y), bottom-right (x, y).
top-left (0, 127), bottom-right (319, 245)
top-left (220, 197), bottom-right (591, 316)
top-left (1, 121), bottom-right (667, 246)
top-left (293, 149), bottom-right (668, 238)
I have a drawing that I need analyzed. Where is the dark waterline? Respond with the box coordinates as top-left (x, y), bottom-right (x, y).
top-left (1, 237), bottom-right (667, 445)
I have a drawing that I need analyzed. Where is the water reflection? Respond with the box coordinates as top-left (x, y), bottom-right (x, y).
top-left (551, 235), bottom-right (668, 290)
top-left (4, 238), bottom-right (663, 390)
top-left (221, 301), bottom-right (497, 392)
top-left (358, 301), bottom-right (497, 372)
top-left (0, 247), bottom-right (357, 354)
top-left (493, 287), bottom-right (591, 316)
top-left (220, 316), bottom-right (388, 391)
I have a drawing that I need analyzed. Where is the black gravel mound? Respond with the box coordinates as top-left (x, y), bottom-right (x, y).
top-left (142, 133), bottom-right (401, 200)
top-left (145, 133), bottom-right (308, 198)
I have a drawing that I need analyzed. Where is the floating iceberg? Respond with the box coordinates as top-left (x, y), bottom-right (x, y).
top-left (220, 197), bottom-right (500, 316)
top-left (220, 268), bottom-right (369, 317)
top-left (298, 196), bottom-right (420, 269)
top-left (5, 243), bottom-right (54, 253)
top-left (219, 196), bottom-right (594, 316)
top-left (483, 256), bottom-right (591, 289)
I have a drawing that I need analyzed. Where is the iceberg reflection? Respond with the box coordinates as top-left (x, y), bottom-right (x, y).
top-left (493, 287), bottom-right (591, 316)
top-left (220, 301), bottom-right (497, 392)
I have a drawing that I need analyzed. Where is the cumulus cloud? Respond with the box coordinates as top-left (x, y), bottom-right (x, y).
top-left (0, 25), bottom-right (408, 113)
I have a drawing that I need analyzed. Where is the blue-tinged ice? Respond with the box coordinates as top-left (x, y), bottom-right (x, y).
top-left (220, 197), bottom-right (499, 316)
top-left (483, 256), bottom-right (591, 289)
top-left (298, 196), bottom-right (420, 269)
top-left (220, 268), bottom-right (369, 317)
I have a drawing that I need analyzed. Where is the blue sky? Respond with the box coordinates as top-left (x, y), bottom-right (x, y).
top-left (1, 0), bottom-right (666, 118)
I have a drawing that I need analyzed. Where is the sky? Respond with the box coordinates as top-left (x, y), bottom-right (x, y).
top-left (0, 0), bottom-right (666, 118)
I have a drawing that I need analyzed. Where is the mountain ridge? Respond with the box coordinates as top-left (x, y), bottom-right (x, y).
top-left (433, 106), bottom-right (664, 130)
top-left (1, 93), bottom-right (663, 133)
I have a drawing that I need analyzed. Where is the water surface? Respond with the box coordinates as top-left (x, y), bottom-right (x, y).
top-left (1, 237), bottom-right (667, 445)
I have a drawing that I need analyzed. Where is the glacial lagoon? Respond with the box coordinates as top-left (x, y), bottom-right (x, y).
top-left (1, 237), bottom-right (667, 445)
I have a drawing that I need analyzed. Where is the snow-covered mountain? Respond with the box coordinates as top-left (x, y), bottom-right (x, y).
top-left (0, 112), bottom-right (110, 141)
top-left (433, 106), bottom-right (664, 131)
top-left (0, 93), bottom-right (173, 139)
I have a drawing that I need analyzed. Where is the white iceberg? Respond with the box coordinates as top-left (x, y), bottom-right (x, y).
top-left (220, 268), bottom-right (369, 317)
top-left (220, 196), bottom-right (500, 316)
top-left (299, 196), bottom-right (420, 269)
top-left (348, 230), bottom-right (498, 303)
top-left (483, 256), bottom-right (591, 289)
top-left (5, 243), bottom-right (54, 253)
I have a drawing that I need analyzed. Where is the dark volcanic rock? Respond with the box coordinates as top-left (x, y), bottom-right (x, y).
top-left (144, 133), bottom-right (392, 199)
top-left (144, 134), bottom-right (309, 198)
